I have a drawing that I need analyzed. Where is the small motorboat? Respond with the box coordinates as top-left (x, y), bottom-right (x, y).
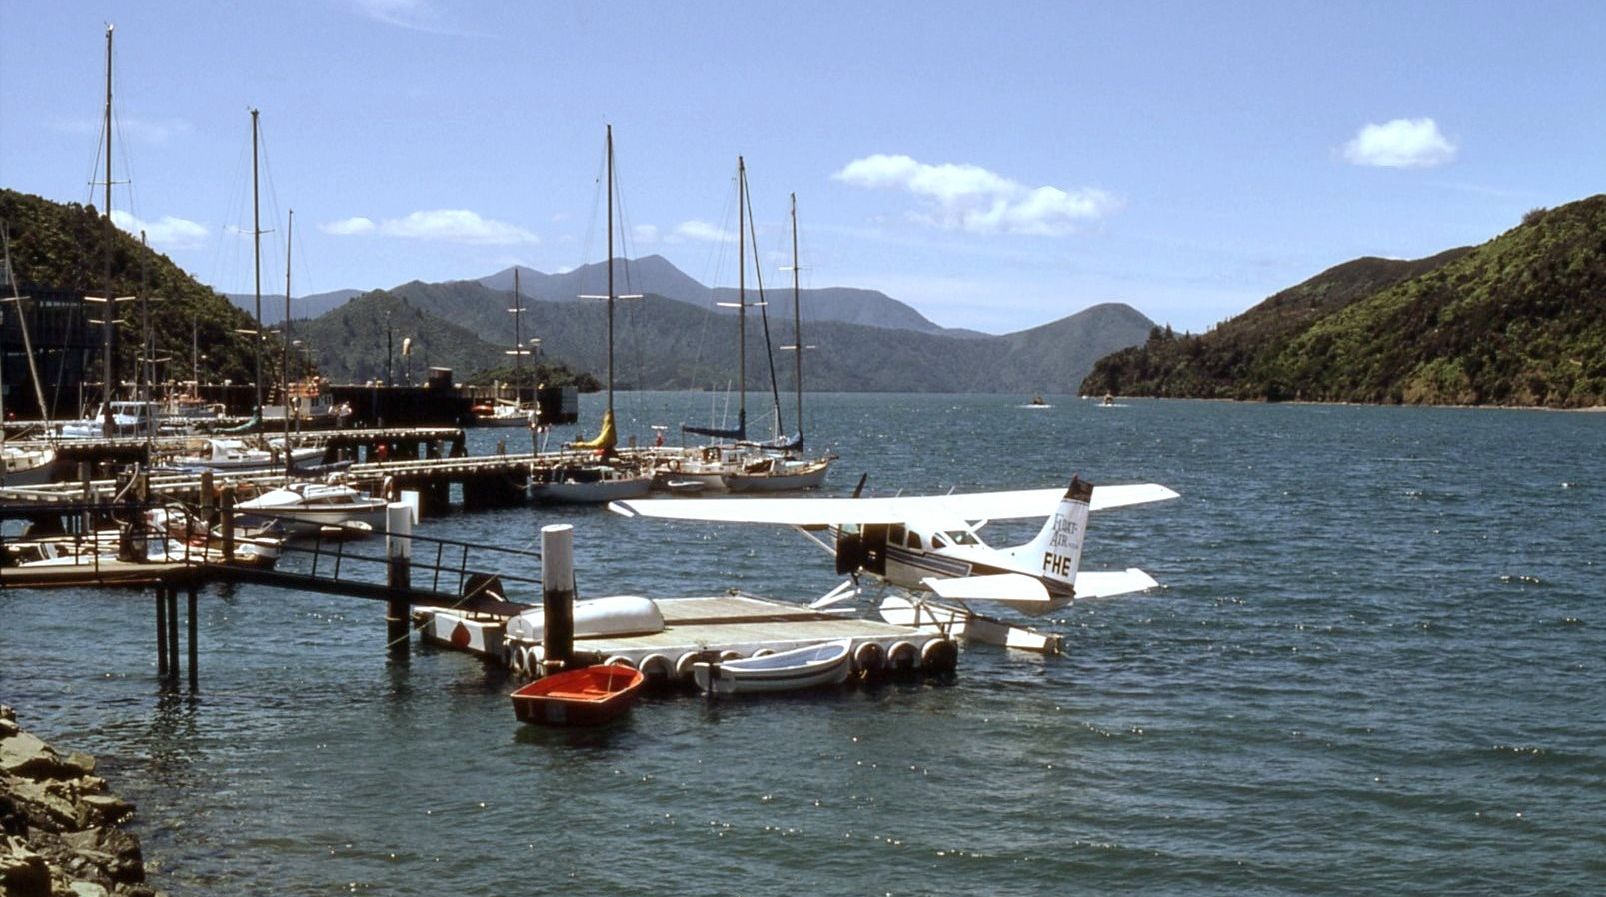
top-left (510, 663), bottom-right (646, 726)
top-left (693, 638), bottom-right (854, 696)
top-left (529, 464), bottom-right (653, 504)
top-left (235, 481), bottom-right (388, 536)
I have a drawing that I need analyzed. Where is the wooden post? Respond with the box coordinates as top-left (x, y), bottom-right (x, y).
top-left (166, 587), bottom-right (179, 680)
top-left (541, 524), bottom-right (575, 674)
top-left (385, 502), bottom-right (412, 658)
top-left (187, 585), bottom-right (199, 692)
top-left (220, 487), bottom-right (235, 562)
top-left (155, 586), bottom-right (168, 676)
top-left (200, 469), bottom-right (215, 514)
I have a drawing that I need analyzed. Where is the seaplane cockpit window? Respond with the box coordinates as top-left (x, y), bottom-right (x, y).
top-left (906, 531), bottom-right (923, 549)
top-left (888, 524), bottom-right (906, 546)
top-left (944, 530), bottom-right (979, 546)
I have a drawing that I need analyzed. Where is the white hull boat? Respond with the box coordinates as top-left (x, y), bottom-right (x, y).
top-left (2, 446), bottom-right (56, 486)
top-left (693, 638), bottom-right (853, 695)
top-left (723, 456), bottom-right (831, 493)
top-left (235, 482), bottom-right (388, 535)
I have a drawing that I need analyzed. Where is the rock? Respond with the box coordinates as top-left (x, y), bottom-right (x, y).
top-left (61, 754), bottom-right (96, 778)
top-left (69, 880), bottom-right (109, 897)
top-left (77, 796), bottom-right (132, 828)
top-left (0, 732), bottom-right (63, 779)
top-left (9, 779), bottom-right (78, 831)
top-left (0, 705), bottom-right (15, 722)
top-left (0, 717), bottom-right (18, 738)
top-left (94, 828), bottom-right (144, 884)
top-left (0, 834), bottom-right (52, 897)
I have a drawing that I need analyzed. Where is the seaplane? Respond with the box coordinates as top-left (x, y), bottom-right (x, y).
top-left (608, 475), bottom-right (1178, 653)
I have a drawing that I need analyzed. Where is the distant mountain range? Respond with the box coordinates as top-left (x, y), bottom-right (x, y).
top-left (290, 255), bottom-right (1156, 393)
top-left (1083, 194), bottom-right (1606, 408)
top-left (226, 288), bottom-right (361, 326)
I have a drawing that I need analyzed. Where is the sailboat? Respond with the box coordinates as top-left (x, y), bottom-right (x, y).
top-left (473, 269), bottom-right (537, 427)
top-left (529, 126), bottom-right (652, 504)
top-left (666, 171), bottom-right (831, 493)
top-left (0, 221), bottom-right (57, 485)
top-left (722, 190), bottom-right (832, 492)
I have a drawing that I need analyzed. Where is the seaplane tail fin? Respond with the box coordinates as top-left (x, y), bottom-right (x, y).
top-left (1004, 475), bottom-right (1093, 591)
top-left (1071, 568), bottom-right (1159, 599)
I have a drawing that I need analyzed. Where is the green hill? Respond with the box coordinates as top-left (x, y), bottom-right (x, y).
top-left (0, 188), bottom-right (264, 390)
top-left (1083, 195), bottom-right (1606, 407)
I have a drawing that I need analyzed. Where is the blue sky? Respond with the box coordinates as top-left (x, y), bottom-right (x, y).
top-left (3, 1), bottom-right (1602, 334)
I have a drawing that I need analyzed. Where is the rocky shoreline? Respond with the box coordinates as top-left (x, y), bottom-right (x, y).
top-left (0, 705), bottom-right (162, 897)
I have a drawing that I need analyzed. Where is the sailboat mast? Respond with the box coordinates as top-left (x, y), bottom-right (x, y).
top-left (283, 208), bottom-right (293, 475)
top-left (512, 267), bottom-right (523, 397)
top-left (736, 156), bottom-right (747, 435)
top-left (251, 107), bottom-right (263, 419)
top-left (606, 125), bottom-right (616, 415)
top-left (790, 193), bottom-right (803, 447)
top-left (100, 23), bottom-right (115, 437)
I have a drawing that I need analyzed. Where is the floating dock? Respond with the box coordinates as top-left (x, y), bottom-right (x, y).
top-left (420, 591), bottom-right (958, 686)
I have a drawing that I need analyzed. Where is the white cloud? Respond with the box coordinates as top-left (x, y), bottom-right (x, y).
top-left (352, 0), bottom-right (441, 30)
top-left (833, 153), bottom-right (1118, 236)
top-left (1342, 118), bottom-right (1456, 168)
top-left (109, 210), bottom-right (208, 250)
top-left (672, 220), bottom-right (734, 243)
top-left (321, 216), bottom-right (376, 236)
top-left (632, 224), bottom-right (659, 245)
top-left (321, 210), bottom-right (538, 245)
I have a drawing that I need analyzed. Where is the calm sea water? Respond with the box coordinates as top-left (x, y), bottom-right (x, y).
top-left (2, 393), bottom-right (1602, 896)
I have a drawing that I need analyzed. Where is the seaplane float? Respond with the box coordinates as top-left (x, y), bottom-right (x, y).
top-left (609, 475), bottom-right (1178, 654)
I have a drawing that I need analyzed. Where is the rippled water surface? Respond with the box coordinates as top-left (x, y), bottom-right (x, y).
top-left (3, 394), bottom-right (1603, 896)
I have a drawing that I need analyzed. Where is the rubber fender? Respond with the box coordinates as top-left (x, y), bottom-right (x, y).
top-left (604, 655), bottom-right (636, 669)
top-left (674, 652), bottom-right (701, 682)
top-left (921, 638), bottom-right (959, 673)
top-left (887, 640), bottom-right (918, 672)
top-left (751, 648), bottom-right (775, 658)
top-left (853, 640), bottom-right (886, 674)
top-left (506, 642), bottom-right (525, 676)
top-left (638, 653), bottom-right (673, 682)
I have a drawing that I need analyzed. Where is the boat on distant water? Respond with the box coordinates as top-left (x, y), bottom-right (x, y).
top-left (510, 663), bottom-right (645, 726)
top-left (1018, 395), bottom-right (1053, 409)
top-left (471, 399), bottom-right (530, 428)
top-left (693, 638), bottom-right (853, 695)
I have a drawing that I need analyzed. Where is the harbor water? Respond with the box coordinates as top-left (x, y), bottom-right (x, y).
top-left (2, 393), bottom-right (1602, 895)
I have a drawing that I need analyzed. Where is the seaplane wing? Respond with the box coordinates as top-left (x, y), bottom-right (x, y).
top-left (921, 573), bottom-right (1053, 606)
top-left (1072, 568), bottom-right (1160, 599)
top-left (609, 482), bottom-right (1177, 528)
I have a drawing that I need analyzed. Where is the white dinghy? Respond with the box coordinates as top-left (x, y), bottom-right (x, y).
top-left (693, 638), bottom-right (853, 696)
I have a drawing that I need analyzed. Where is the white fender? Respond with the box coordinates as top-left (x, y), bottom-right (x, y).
top-left (674, 652), bottom-right (701, 682)
top-left (751, 648), bottom-right (775, 658)
top-left (507, 642), bottom-right (526, 676)
top-left (639, 653), bottom-right (673, 681)
top-left (604, 655), bottom-right (635, 669)
top-left (523, 645), bottom-right (544, 676)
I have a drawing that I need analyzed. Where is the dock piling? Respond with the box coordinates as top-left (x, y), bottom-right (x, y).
top-left (540, 524), bottom-right (575, 674)
top-left (165, 587), bottom-right (179, 681)
top-left (187, 585), bottom-right (198, 691)
top-left (385, 502), bottom-right (412, 657)
top-left (155, 586), bottom-right (168, 676)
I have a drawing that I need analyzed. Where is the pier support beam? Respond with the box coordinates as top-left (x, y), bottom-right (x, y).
top-left (385, 502), bottom-right (412, 659)
top-left (165, 587), bottom-right (179, 682)
top-left (155, 586), bottom-right (168, 676)
top-left (541, 524), bottom-right (575, 675)
top-left (187, 585), bottom-right (199, 692)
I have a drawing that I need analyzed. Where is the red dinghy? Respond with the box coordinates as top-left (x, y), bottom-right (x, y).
top-left (510, 664), bottom-right (645, 726)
